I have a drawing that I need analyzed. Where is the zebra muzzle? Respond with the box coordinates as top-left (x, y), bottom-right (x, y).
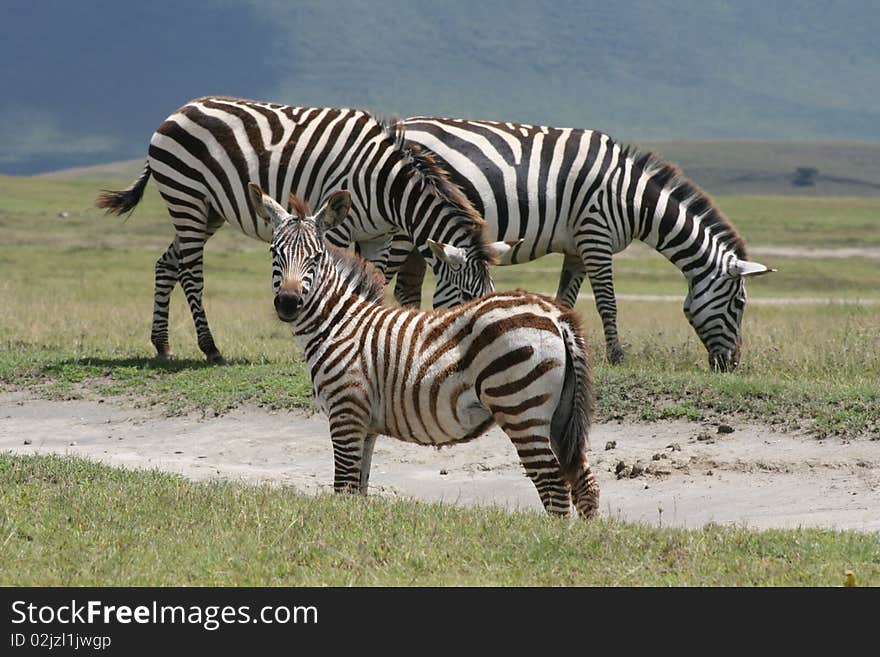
top-left (709, 349), bottom-right (739, 372)
top-left (274, 292), bottom-right (303, 322)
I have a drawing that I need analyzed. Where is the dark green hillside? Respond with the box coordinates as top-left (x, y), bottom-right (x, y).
top-left (638, 140), bottom-right (880, 197)
top-left (3, 1), bottom-right (880, 174)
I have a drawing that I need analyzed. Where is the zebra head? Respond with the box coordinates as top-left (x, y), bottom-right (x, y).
top-left (425, 239), bottom-right (490, 306)
top-left (683, 257), bottom-right (774, 371)
top-left (425, 239), bottom-right (520, 307)
top-left (247, 183), bottom-right (351, 322)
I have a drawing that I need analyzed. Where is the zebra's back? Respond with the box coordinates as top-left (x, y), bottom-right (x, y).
top-left (148, 96), bottom-right (377, 241)
top-left (401, 117), bottom-right (624, 260)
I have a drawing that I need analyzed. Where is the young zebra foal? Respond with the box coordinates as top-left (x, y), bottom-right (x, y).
top-left (249, 183), bottom-right (600, 518)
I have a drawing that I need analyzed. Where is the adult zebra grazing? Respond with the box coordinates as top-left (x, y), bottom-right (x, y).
top-left (386, 117), bottom-right (774, 371)
top-left (250, 183), bottom-right (599, 518)
top-left (97, 96), bottom-right (508, 363)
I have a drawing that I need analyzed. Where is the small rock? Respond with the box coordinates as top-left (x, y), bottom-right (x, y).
top-left (605, 440), bottom-right (617, 451)
top-left (646, 464), bottom-right (672, 476)
top-left (630, 462), bottom-right (644, 478)
top-left (696, 432), bottom-right (713, 442)
top-left (69, 441), bottom-right (77, 446)
top-left (23, 439), bottom-right (32, 445)
top-left (652, 453), bottom-right (663, 461)
top-left (439, 469), bottom-right (448, 475)
top-left (615, 460), bottom-right (627, 476)
top-left (174, 450), bottom-right (183, 454)
top-left (717, 424), bottom-right (735, 434)
top-left (667, 443), bottom-right (682, 452)
top-left (706, 469), bottom-right (714, 476)
top-left (644, 484), bottom-right (649, 490)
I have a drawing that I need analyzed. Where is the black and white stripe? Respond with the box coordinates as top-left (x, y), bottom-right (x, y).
top-left (97, 96), bottom-right (505, 362)
top-left (250, 184), bottom-right (600, 518)
top-left (389, 117), bottom-right (774, 371)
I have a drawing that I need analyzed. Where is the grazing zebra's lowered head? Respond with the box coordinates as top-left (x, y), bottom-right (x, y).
top-left (375, 131), bottom-right (509, 307)
top-left (249, 182), bottom-right (600, 518)
top-left (684, 250), bottom-right (774, 372)
top-left (641, 155), bottom-right (776, 371)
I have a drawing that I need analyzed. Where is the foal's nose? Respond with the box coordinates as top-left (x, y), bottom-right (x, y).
top-left (274, 292), bottom-right (303, 321)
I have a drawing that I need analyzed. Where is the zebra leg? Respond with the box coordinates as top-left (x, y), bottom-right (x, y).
top-left (583, 251), bottom-right (625, 364)
top-left (555, 253), bottom-right (587, 308)
top-left (177, 240), bottom-right (224, 364)
top-left (565, 454), bottom-right (601, 520)
top-left (392, 247), bottom-right (427, 307)
top-left (151, 238), bottom-right (181, 360)
top-left (329, 415), bottom-right (375, 495)
top-left (499, 420), bottom-right (572, 517)
top-left (358, 433), bottom-right (378, 494)
top-left (355, 237), bottom-right (391, 279)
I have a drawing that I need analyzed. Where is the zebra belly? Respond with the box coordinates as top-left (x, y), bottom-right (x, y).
top-left (371, 377), bottom-right (494, 447)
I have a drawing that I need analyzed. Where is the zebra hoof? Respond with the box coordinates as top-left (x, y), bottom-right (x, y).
top-left (206, 352), bottom-right (226, 365)
top-left (155, 351), bottom-right (176, 362)
top-left (606, 345), bottom-right (625, 365)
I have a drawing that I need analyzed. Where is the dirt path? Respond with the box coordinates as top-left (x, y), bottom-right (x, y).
top-left (1, 391), bottom-right (878, 532)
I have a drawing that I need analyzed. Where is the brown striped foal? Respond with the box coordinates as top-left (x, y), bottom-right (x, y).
top-left (250, 183), bottom-right (599, 518)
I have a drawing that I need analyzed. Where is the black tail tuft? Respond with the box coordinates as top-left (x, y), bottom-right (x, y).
top-left (96, 162), bottom-right (152, 216)
top-left (549, 309), bottom-right (594, 479)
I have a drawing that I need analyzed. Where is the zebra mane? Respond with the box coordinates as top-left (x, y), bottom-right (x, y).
top-left (325, 244), bottom-right (386, 305)
top-left (624, 147), bottom-right (748, 259)
top-left (287, 192), bottom-right (310, 219)
top-left (377, 113), bottom-right (407, 151)
top-left (376, 115), bottom-right (495, 264)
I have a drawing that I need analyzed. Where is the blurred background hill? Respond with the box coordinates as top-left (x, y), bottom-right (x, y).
top-left (3, 0), bottom-right (879, 196)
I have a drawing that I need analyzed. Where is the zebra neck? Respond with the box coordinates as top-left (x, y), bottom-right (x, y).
top-left (289, 259), bottom-right (378, 361)
top-left (637, 199), bottom-right (736, 281)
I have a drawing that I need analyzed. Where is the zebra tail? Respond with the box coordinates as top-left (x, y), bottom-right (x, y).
top-left (96, 161), bottom-right (152, 215)
top-left (549, 309), bottom-right (595, 479)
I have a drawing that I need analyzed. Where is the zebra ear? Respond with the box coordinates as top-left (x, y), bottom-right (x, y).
top-left (426, 239), bottom-right (466, 270)
top-left (731, 259), bottom-right (776, 278)
top-left (484, 239), bottom-right (523, 265)
top-left (316, 190), bottom-right (352, 229)
top-left (247, 182), bottom-right (288, 229)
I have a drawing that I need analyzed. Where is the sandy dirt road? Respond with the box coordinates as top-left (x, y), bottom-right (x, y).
top-left (1, 391), bottom-right (878, 532)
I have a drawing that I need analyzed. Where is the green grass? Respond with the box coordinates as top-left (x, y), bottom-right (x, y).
top-left (1, 175), bottom-right (878, 436)
top-left (717, 195), bottom-right (880, 247)
top-left (2, 454), bottom-right (877, 586)
top-left (2, 175), bottom-right (878, 587)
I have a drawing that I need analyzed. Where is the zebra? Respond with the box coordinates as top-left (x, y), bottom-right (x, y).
top-left (382, 117), bottom-right (774, 371)
top-left (250, 182), bottom-right (600, 518)
top-left (97, 96), bottom-right (512, 363)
